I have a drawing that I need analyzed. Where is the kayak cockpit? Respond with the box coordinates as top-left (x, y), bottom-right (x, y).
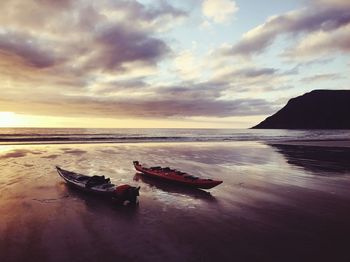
top-left (85, 175), bottom-right (111, 188)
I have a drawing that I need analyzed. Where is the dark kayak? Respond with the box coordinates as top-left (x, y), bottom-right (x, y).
top-left (56, 166), bottom-right (140, 204)
top-left (133, 161), bottom-right (223, 189)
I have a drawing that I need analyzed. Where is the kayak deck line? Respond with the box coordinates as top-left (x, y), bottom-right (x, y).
top-left (133, 161), bottom-right (222, 189)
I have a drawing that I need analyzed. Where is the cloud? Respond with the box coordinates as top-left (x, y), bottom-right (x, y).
top-left (0, 80), bottom-right (275, 118)
top-left (156, 82), bottom-right (225, 100)
top-left (102, 0), bottom-right (187, 32)
top-left (173, 50), bottom-right (203, 80)
top-left (283, 24), bottom-right (350, 59)
top-left (0, 0), bottom-right (188, 102)
top-left (86, 24), bottom-right (170, 72)
top-left (178, 44), bottom-right (295, 96)
top-left (228, 67), bottom-right (278, 78)
top-left (2, 0), bottom-right (330, 124)
top-left (99, 97), bottom-right (273, 118)
top-left (210, 65), bottom-right (282, 88)
top-left (310, 0), bottom-right (350, 8)
top-left (111, 0), bottom-right (187, 22)
top-left (0, 0), bottom-right (189, 126)
top-left (202, 0), bottom-right (238, 24)
top-left (0, 0), bottom-right (185, 76)
top-left (226, 2), bottom-right (350, 56)
top-left (0, 30), bottom-right (63, 68)
top-left (91, 79), bottom-right (149, 95)
top-left (300, 73), bottom-right (343, 83)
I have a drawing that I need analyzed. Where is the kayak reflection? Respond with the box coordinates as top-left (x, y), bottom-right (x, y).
top-left (58, 181), bottom-right (140, 217)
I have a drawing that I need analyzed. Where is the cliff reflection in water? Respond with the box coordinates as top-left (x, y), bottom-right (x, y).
top-left (270, 144), bottom-right (350, 174)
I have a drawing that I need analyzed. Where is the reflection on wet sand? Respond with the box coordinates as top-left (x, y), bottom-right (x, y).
top-left (58, 181), bottom-right (140, 216)
top-left (1, 142), bottom-right (350, 262)
top-left (270, 143), bottom-right (350, 173)
top-left (133, 173), bottom-right (216, 202)
top-left (0, 149), bottom-right (43, 159)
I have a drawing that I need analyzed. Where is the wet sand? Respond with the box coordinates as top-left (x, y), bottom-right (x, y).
top-left (1, 141), bottom-right (350, 262)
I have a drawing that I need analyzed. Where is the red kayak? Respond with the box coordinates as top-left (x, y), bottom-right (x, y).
top-left (133, 161), bottom-right (222, 189)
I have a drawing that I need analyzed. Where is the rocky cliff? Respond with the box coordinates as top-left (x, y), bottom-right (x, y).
top-left (252, 90), bottom-right (350, 129)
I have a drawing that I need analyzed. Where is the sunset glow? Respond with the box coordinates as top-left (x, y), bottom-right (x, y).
top-left (0, 0), bottom-right (349, 128)
top-left (0, 112), bottom-right (24, 127)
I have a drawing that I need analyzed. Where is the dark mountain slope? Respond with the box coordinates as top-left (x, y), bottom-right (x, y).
top-left (252, 90), bottom-right (350, 129)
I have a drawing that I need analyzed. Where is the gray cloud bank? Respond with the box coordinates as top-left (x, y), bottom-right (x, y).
top-left (0, 0), bottom-right (277, 119)
top-left (225, 0), bottom-right (350, 57)
top-left (0, 0), bottom-right (347, 121)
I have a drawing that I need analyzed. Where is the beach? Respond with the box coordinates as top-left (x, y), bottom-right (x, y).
top-left (1, 140), bottom-right (350, 262)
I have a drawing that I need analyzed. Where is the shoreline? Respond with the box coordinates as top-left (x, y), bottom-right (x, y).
top-left (0, 139), bottom-right (349, 147)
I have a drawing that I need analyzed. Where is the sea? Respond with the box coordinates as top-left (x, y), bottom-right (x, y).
top-left (1, 128), bottom-right (350, 261)
top-left (0, 128), bottom-right (349, 144)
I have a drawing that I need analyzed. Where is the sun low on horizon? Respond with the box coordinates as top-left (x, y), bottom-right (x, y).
top-left (0, 111), bottom-right (263, 128)
top-left (0, 0), bottom-right (349, 128)
top-left (0, 112), bottom-right (23, 127)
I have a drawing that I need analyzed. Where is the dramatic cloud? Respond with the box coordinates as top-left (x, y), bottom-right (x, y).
top-left (0, 30), bottom-right (64, 68)
top-left (283, 24), bottom-right (350, 59)
top-left (0, 0), bottom-right (185, 76)
top-left (0, 0), bottom-right (191, 119)
top-left (202, 0), bottom-right (238, 24)
top-left (210, 65), bottom-right (284, 92)
top-left (0, 77), bottom-right (276, 118)
top-left (0, 0), bottom-right (348, 127)
top-left (226, 2), bottom-right (350, 56)
top-left (95, 97), bottom-right (273, 118)
top-left (86, 25), bottom-right (169, 72)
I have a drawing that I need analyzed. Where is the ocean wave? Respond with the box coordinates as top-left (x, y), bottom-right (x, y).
top-left (0, 128), bottom-right (349, 145)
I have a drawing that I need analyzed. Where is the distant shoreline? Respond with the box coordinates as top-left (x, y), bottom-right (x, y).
top-left (1, 139), bottom-right (350, 147)
top-left (0, 128), bottom-right (349, 146)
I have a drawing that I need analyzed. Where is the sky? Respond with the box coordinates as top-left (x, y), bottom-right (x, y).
top-left (0, 0), bottom-right (349, 128)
